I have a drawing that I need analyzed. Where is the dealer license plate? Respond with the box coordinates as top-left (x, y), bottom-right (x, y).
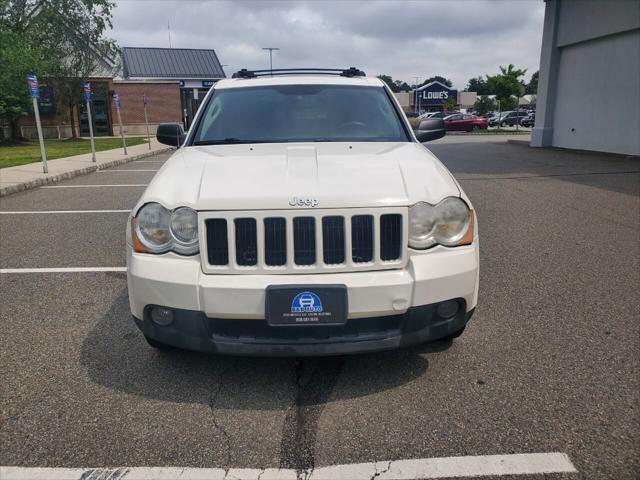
top-left (265, 285), bottom-right (348, 326)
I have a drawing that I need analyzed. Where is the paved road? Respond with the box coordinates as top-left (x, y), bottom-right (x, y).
top-left (1, 141), bottom-right (638, 479)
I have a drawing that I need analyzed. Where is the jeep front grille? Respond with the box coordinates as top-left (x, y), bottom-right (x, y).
top-left (201, 208), bottom-right (407, 274)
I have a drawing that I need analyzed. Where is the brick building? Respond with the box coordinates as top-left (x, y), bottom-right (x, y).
top-left (17, 47), bottom-right (225, 139)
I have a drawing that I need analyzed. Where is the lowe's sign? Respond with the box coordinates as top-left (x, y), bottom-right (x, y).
top-left (415, 81), bottom-right (457, 105)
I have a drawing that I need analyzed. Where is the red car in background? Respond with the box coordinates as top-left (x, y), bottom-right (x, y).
top-left (443, 114), bottom-right (488, 132)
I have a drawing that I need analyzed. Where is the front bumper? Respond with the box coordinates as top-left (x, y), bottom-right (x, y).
top-left (134, 302), bottom-right (475, 356)
top-left (126, 242), bottom-right (479, 356)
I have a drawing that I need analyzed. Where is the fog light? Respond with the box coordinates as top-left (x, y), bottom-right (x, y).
top-left (437, 300), bottom-right (460, 319)
top-left (150, 307), bottom-right (174, 326)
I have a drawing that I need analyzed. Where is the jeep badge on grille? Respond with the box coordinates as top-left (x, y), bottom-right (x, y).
top-left (289, 196), bottom-right (319, 207)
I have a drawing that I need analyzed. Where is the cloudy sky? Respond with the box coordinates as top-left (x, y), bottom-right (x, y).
top-left (109, 0), bottom-right (545, 88)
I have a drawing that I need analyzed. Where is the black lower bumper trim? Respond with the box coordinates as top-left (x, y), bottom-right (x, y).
top-left (134, 299), bottom-right (474, 357)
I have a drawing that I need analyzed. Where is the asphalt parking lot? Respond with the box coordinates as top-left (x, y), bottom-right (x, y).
top-left (1, 140), bottom-right (638, 479)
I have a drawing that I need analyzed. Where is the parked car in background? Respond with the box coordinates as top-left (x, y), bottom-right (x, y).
top-left (490, 110), bottom-right (529, 127)
top-left (406, 112), bottom-right (420, 118)
top-left (443, 114), bottom-right (488, 132)
top-left (420, 111), bottom-right (458, 120)
top-left (520, 112), bottom-right (535, 127)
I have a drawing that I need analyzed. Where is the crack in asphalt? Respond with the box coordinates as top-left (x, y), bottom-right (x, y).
top-left (209, 360), bottom-right (238, 469)
top-left (279, 357), bottom-right (345, 479)
top-left (371, 461), bottom-right (392, 480)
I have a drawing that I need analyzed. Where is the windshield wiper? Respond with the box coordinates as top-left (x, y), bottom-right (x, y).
top-left (193, 138), bottom-right (264, 145)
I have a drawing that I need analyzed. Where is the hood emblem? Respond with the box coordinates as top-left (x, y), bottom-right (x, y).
top-left (289, 196), bottom-right (319, 208)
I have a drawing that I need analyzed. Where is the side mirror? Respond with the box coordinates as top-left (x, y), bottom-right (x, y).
top-left (414, 118), bottom-right (446, 143)
top-left (156, 123), bottom-right (186, 147)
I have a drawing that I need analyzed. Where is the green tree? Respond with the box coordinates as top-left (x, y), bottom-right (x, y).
top-left (418, 75), bottom-right (453, 88)
top-left (377, 74), bottom-right (399, 92)
top-left (393, 79), bottom-right (411, 92)
top-left (526, 70), bottom-right (539, 95)
top-left (1, 0), bottom-right (119, 138)
top-left (485, 64), bottom-right (527, 111)
top-left (473, 95), bottom-right (496, 115)
top-left (377, 75), bottom-right (412, 93)
top-left (466, 76), bottom-right (490, 95)
top-left (0, 29), bottom-right (52, 140)
top-left (442, 96), bottom-right (457, 112)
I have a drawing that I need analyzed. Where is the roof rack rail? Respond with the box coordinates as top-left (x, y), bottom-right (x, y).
top-left (231, 67), bottom-right (366, 79)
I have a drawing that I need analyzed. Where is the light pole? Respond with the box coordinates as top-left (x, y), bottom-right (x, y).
top-left (413, 76), bottom-right (422, 114)
top-left (262, 47), bottom-right (280, 75)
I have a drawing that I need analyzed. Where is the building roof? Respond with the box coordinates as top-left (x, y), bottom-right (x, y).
top-left (122, 47), bottom-right (226, 79)
top-left (415, 81), bottom-right (456, 91)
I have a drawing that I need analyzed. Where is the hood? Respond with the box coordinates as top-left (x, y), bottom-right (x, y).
top-left (136, 142), bottom-right (460, 212)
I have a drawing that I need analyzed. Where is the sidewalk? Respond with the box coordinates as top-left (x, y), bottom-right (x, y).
top-left (0, 139), bottom-right (173, 196)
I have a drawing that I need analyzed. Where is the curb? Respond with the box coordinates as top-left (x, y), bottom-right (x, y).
top-left (0, 147), bottom-right (174, 197)
top-left (506, 139), bottom-right (531, 146)
top-left (506, 140), bottom-right (640, 159)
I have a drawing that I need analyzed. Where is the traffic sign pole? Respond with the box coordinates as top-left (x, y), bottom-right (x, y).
top-left (32, 97), bottom-right (48, 173)
top-left (117, 108), bottom-right (127, 154)
top-left (113, 92), bottom-right (127, 155)
top-left (86, 99), bottom-right (96, 162)
top-left (143, 93), bottom-right (151, 149)
top-left (84, 82), bottom-right (96, 162)
top-left (26, 74), bottom-right (48, 173)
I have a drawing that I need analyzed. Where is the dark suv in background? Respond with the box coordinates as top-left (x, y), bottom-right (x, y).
top-left (489, 110), bottom-right (529, 127)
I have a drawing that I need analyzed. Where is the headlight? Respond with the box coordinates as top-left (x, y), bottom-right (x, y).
top-left (136, 202), bottom-right (172, 252)
top-left (170, 207), bottom-right (199, 255)
top-left (409, 197), bottom-right (473, 249)
top-left (408, 202), bottom-right (439, 249)
top-left (133, 203), bottom-right (199, 255)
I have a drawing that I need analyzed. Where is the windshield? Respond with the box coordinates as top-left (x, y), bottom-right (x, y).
top-left (190, 84), bottom-right (410, 145)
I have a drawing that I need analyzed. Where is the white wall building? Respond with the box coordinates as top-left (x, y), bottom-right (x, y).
top-left (532, 0), bottom-right (640, 155)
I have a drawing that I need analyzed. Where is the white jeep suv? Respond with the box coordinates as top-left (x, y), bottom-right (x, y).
top-left (126, 67), bottom-right (479, 356)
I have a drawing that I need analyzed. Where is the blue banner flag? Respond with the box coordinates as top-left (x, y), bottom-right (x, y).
top-left (113, 92), bottom-right (121, 110)
top-left (83, 82), bottom-right (92, 102)
top-left (26, 74), bottom-right (39, 99)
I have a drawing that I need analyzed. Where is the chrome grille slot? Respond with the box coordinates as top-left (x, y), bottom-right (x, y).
top-left (380, 214), bottom-right (402, 261)
top-left (234, 218), bottom-right (257, 266)
top-left (264, 218), bottom-right (287, 266)
top-left (201, 208), bottom-right (406, 274)
top-left (205, 219), bottom-right (229, 266)
top-left (293, 217), bottom-right (316, 266)
top-left (351, 215), bottom-right (374, 263)
top-left (322, 216), bottom-right (345, 265)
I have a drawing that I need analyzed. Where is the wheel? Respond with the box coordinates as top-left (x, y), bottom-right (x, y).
top-left (500, 121), bottom-right (506, 127)
top-left (145, 335), bottom-right (173, 350)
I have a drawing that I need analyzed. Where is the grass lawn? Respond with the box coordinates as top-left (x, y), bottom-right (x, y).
top-left (0, 137), bottom-right (149, 169)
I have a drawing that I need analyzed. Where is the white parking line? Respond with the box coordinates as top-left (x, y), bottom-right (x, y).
top-left (0, 210), bottom-right (129, 214)
top-left (41, 185), bottom-right (147, 188)
top-left (0, 453), bottom-right (577, 479)
top-left (0, 267), bottom-right (126, 274)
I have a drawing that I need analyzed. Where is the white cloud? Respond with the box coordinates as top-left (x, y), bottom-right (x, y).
top-left (110, 0), bottom-right (545, 87)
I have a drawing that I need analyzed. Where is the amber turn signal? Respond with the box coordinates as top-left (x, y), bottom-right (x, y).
top-left (131, 217), bottom-right (148, 253)
top-left (458, 210), bottom-right (475, 246)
